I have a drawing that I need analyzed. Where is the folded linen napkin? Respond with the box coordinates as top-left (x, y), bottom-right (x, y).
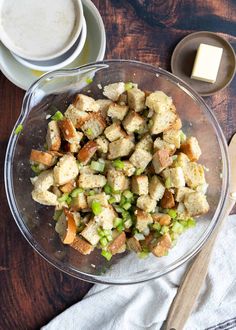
top-left (42, 215), bottom-right (236, 330)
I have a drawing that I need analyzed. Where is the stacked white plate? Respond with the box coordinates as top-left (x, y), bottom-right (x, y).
top-left (0, 0), bottom-right (106, 90)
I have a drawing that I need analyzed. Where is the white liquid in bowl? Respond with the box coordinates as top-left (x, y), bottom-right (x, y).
top-left (0, 0), bottom-right (81, 60)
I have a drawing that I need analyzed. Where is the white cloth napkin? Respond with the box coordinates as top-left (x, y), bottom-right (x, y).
top-left (42, 215), bottom-right (236, 330)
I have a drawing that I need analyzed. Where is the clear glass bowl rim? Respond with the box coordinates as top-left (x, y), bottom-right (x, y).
top-left (4, 59), bottom-right (230, 285)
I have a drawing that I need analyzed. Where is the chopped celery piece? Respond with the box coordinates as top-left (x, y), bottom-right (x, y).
top-left (135, 168), bottom-right (144, 175)
top-left (86, 128), bottom-right (93, 136)
top-left (103, 229), bottom-right (112, 236)
top-left (104, 184), bottom-right (112, 195)
top-left (120, 195), bottom-right (126, 206)
top-left (88, 190), bottom-right (96, 196)
top-left (172, 221), bottom-right (184, 234)
top-left (113, 159), bottom-right (124, 170)
top-left (165, 177), bottom-right (171, 189)
top-left (101, 250), bottom-right (112, 261)
top-left (66, 196), bottom-right (72, 205)
top-left (76, 161), bottom-right (83, 170)
top-left (160, 225), bottom-right (169, 235)
top-left (121, 210), bottom-right (130, 220)
top-left (108, 196), bottom-right (116, 204)
top-left (114, 217), bottom-right (123, 227)
top-left (91, 200), bottom-right (102, 215)
top-left (116, 224), bottom-right (124, 232)
top-left (53, 210), bottom-right (63, 221)
top-left (51, 111), bottom-right (64, 121)
top-left (153, 222), bottom-right (161, 231)
top-left (107, 235), bottom-right (113, 242)
top-left (180, 130), bottom-right (186, 143)
top-left (31, 164), bottom-right (41, 175)
top-left (123, 190), bottom-right (133, 199)
top-left (187, 218), bottom-right (196, 228)
top-left (134, 233), bottom-right (145, 241)
top-left (112, 189), bottom-right (121, 195)
top-left (70, 187), bottom-right (84, 197)
top-left (58, 193), bottom-right (69, 203)
top-left (125, 82), bottom-right (134, 91)
top-left (100, 237), bottom-right (108, 247)
top-left (86, 77), bottom-right (93, 84)
top-left (97, 228), bottom-right (105, 237)
top-left (124, 218), bottom-right (132, 229)
top-left (138, 251), bottom-right (149, 259)
top-left (90, 160), bottom-right (105, 172)
top-left (172, 155), bottom-right (178, 161)
top-left (168, 209), bottom-right (177, 219)
top-left (114, 205), bottom-right (124, 213)
top-left (14, 124), bottom-right (23, 134)
top-left (123, 202), bottom-right (131, 210)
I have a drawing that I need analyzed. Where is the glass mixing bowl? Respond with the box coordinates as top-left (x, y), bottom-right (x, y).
top-left (4, 60), bottom-right (229, 284)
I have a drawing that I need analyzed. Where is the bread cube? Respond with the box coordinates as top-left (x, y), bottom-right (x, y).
top-left (77, 141), bottom-right (98, 165)
top-left (94, 205), bottom-right (117, 229)
top-left (53, 154), bottom-right (79, 185)
top-left (30, 149), bottom-right (56, 167)
top-left (107, 169), bottom-right (126, 191)
top-left (32, 170), bottom-right (54, 191)
top-left (152, 213), bottom-right (171, 226)
top-left (96, 99), bottom-right (113, 118)
top-left (170, 116), bottom-right (182, 130)
top-left (127, 237), bottom-right (142, 252)
top-left (131, 175), bottom-right (149, 195)
top-left (60, 180), bottom-right (76, 193)
top-left (153, 137), bottom-right (176, 155)
top-left (58, 118), bottom-right (83, 144)
top-left (149, 176), bottom-right (165, 201)
top-left (87, 192), bottom-right (109, 208)
top-left (184, 192), bottom-right (209, 216)
top-left (104, 122), bottom-right (126, 142)
top-left (175, 187), bottom-right (195, 202)
top-left (64, 104), bottom-right (90, 128)
top-left (103, 82), bottom-right (125, 101)
top-left (160, 189), bottom-right (175, 209)
top-left (136, 134), bottom-right (153, 152)
top-left (81, 113), bottom-right (106, 140)
top-left (95, 136), bottom-right (109, 154)
top-left (80, 220), bottom-right (100, 245)
top-left (70, 236), bottom-right (94, 255)
top-left (73, 94), bottom-right (100, 112)
top-left (108, 232), bottom-right (126, 255)
top-left (163, 129), bottom-right (181, 148)
top-left (32, 190), bottom-right (58, 206)
top-left (150, 110), bottom-right (177, 135)
top-left (122, 110), bottom-right (145, 133)
top-left (145, 91), bottom-right (172, 113)
top-left (180, 137), bottom-right (202, 161)
top-left (129, 149), bottom-right (152, 169)
top-left (122, 161), bottom-right (136, 177)
top-left (46, 121), bottom-right (61, 151)
top-left (135, 209), bottom-right (153, 232)
top-left (70, 192), bottom-right (88, 211)
top-left (136, 195), bottom-right (157, 213)
top-left (168, 167), bottom-right (185, 188)
top-left (151, 233), bottom-right (172, 257)
top-left (172, 152), bottom-right (190, 168)
top-left (107, 103), bottom-right (129, 121)
top-left (152, 149), bottom-right (173, 174)
top-left (183, 162), bottom-right (206, 189)
top-left (127, 87), bottom-right (145, 112)
top-left (108, 137), bottom-right (135, 159)
top-left (78, 173), bottom-right (107, 189)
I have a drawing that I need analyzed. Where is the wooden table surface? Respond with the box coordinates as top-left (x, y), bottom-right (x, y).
top-left (0, 1), bottom-right (235, 329)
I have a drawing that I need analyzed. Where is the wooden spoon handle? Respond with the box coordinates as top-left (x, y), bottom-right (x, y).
top-left (165, 197), bottom-right (235, 330)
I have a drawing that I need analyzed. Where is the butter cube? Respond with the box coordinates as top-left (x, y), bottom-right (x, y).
top-left (191, 43), bottom-right (223, 83)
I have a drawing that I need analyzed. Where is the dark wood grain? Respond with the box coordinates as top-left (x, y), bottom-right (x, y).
top-left (0, 0), bottom-right (235, 329)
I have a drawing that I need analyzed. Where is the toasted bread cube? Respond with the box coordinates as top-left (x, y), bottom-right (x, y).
top-left (70, 236), bottom-right (94, 255)
top-left (80, 220), bottom-right (100, 245)
top-left (152, 149), bottom-right (173, 174)
top-left (81, 113), bottom-right (106, 140)
top-left (170, 116), bottom-right (182, 130)
top-left (77, 141), bottom-right (98, 165)
top-left (60, 180), bottom-right (76, 193)
top-left (136, 134), bottom-right (153, 152)
top-left (32, 170), bottom-right (54, 191)
top-left (53, 154), bottom-right (79, 186)
top-left (108, 231), bottom-right (126, 255)
top-left (184, 192), bottom-right (209, 216)
top-left (64, 104), bottom-right (89, 128)
top-left (123, 177), bottom-right (130, 191)
top-left (107, 169), bottom-right (126, 191)
top-left (160, 189), bottom-right (175, 209)
top-left (30, 149), bottom-right (55, 167)
top-left (175, 187), bottom-right (195, 202)
top-left (104, 122), bottom-right (126, 142)
top-left (153, 137), bottom-right (176, 155)
top-left (131, 175), bottom-right (149, 195)
top-left (94, 205), bottom-right (116, 229)
top-left (168, 167), bottom-right (185, 188)
top-left (107, 103), bottom-right (129, 121)
top-left (70, 192), bottom-right (88, 211)
top-left (96, 99), bottom-right (113, 118)
top-left (103, 82), bottom-right (125, 101)
top-left (78, 173), bottom-right (107, 189)
top-left (32, 190), bottom-right (58, 206)
top-left (151, 233), bottom-right (172, 257)
top-left (123, 110), bottom-right (145, 133)
top-left (152, 213), bottom-right (171, 226)
top-left (87, 192), bottom-right (109, 208)
top-left (127, 87), bottom-right (145, 112)
top-left (150, 110), bottom-right (177, 135)
top-left (67, 142), bottom-right (81, 153)
top-left (73, 94), bottom-right (100, 112)
top-left (95, 136), bottom-right (109, 154)
top-left (180, 137), bottom-right (202, 161)
top-left (135, 209), bottom-right (153, 232)
top-left (46, 121), bottom-right (61, 151)
top-left (127, 237), bottom-right (142, 253)
top-left (121, 161), bottom-right (136, 177)
top-left (184, 162), bottom-right (206, 189)
top-left (136, 195), bottom-right (157, 213)
top-left (163, 129), bottom-right (181, 149)
top-left (129, 149), bottom-right (152, 170)
top-left (58, 118), bottom-right (83, 144)
top-left (108, 137), bottom-right (135, 160)
top-left (172, 152), bottom-right (190, 168)
top-left (145, 91), bottom-right (172, 113)
top-left (149, 176), bottom-right (165, 201)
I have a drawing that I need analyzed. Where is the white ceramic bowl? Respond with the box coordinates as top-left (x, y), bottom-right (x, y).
top-left (11, 17), bottom-right (87, 72)
top-left (0, 0), bottom-right (83, 61)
